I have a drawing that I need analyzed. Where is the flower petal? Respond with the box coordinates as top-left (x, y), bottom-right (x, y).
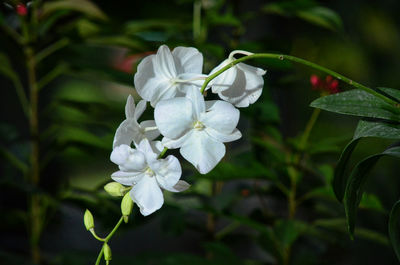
top-left (154, 45), bottom-right (177, 79)
top-left (205, 127), bottom-right (242, 143)
top-left (172, 46), bottom-right (203, 74)
top-left (180, 130), bottom-right (225, 174)
top-left (130, 176), bottom-right (164, 216)
top-left (201, 100), bottom-right (240, 134)
top-left (110, 144), bottom-right (131, 165)
top-left (139, 120), bottom-right (160, 141)
top-left (137, 138), bottom-right (158, 163)
top-left (134, 100), bottom-right (147, 121)
top-left (209, 59), bottom-right (237, 93)
top-left (176, 73), bottom-right (208, 93)
top-left (152, 155), bottom-right (182, 191)
top-left (218, 63), bottom-right (265, 107)
top-left (185, 86), bottom-right (205, 120)
top-left (155, 97), bottom-right (194, 139)
top-left (113, 119), bottom-right (139, 148)
top-left (170, 180), bottom-right (191, 192)
top-left (125, 95), bottom-right (135, 119)
top-left (111, 171), bottom-right (144, 186)
top-left (161, 132), bottom-right (192, 149)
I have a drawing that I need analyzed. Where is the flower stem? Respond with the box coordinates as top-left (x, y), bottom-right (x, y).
top-left (94, 216), bottom-right (124, 265)
top-left (200, 53), bottom-right (400, 107)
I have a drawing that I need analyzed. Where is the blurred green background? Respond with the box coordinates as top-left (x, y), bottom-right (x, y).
top-left (1, 0), bottom-right (400, 264)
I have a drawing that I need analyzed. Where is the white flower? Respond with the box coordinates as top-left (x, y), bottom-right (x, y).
top-left (110, 139), bottom-right (189, 216)
top-left (154, 86), bottom-right (241, 174)
top-left (134, 45), bottom-right (206, 107)
top-left (113, 95), bottom-right (160, 148)
top-left (210, 51), bottom-right (266, 108)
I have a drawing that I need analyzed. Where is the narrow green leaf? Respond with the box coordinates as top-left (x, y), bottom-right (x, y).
top-left (344, 146), bottom-right (400, 237)
top-left (333, 119), bottom-right (400, 202)
top-left (389, 200), bottom-right (400, 262)
top-left (0, 52), bottom-right (17, 81)
top-left (41, 0), bottom-right (107, 20)
top-left (310, 89), bottom-right (400, 122)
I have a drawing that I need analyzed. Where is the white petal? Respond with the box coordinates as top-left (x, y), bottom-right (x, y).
top-left (130, 176), bottom-right (164, 216)
top-left (209, 59), bottom-right (237, 93)
top-left (154, 45), bottom-right (177, 79)
top-left (206, 127), bottom-right (242, 143)
top-left (201, 100), bottom-right (240, 134)
top-left (137, 138), bottom-right (158, 163)
top-left (125, 95), bottom-right (135, 119)
top-left (185, 86), bottom-right (205, 120)
top-left (170, 180), bottom-right (191, 192)
top-left (110, 144), bottom-right (131, 165)
top-left (134, 100), bottom-right (147, 121)
top-left (180, 130), bottom-right (225, 174)
top-left (113, 119), bottom-right (139, 148)
top-left (111, 171), bottom-right (144, 186)
top-left (152, 155), bottom-right (182, 191)
top-left (139, 120), bottom-right (160, 141)
top-left (161, 132), bottom-right (192, 149)
top-left (218, 63), bottom-right (265, 107)
top-left (150, 81), bottom-right (179, 108)
top-left (172, 46), bottom-right (203, 74)
top-left (176, 73), bottom-right (208, 93)
top-left (155, 97), bottom-right (194, 139)
top-left (134, 55), bottom-right (156, 98)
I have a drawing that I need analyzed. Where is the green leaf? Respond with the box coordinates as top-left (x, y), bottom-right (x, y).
top-left (389, 200), bottom-right (400, 262)
top-left (263, 0), bottom-right (343, 32)
top-left (344, 145), bottom-right (400, 237)
top-left (41, 0), bottom-right (107, 20)
top-left (359, 193), bottom-right (385, 213)
top-left (333, 120), bottom-right (400, 202)
top-left (86, 36), bottom-right (146, 50)
top-left (310, 89), bottom-right (400, 122)
top-left (0, 52), bottom-right (17, 81)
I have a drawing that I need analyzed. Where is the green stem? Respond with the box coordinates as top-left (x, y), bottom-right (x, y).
top-left (199, 53), bottom-right (399, 107)
top-left (193, 0), bottom-right (201, 42)
top-left (158, 147), bottom-right (168, 159)
top-left (35, 38), bottom-right (70, 63)
top-left (94, 217), bottom-right (124, 265)
top-left (299, 108), bottom-right (321, 151)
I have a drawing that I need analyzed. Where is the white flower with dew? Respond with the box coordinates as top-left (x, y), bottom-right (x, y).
top-left (209, 50), bottom-right (266, 108)
top-left (113, 95), bottom-right (160, 148)
top-left (110, 139), bottom-right (189, 216)
top-left (134, 45), bottom-right (207, 107)
top-left (154, 86), bottom-right (241, 174)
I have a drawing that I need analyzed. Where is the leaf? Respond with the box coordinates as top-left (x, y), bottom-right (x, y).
top-left (41, 0), bottom-right (107, 20)
top-left (333, 119), bottom-right (400, 202)
top-left (263, 0), bottom-right (343, 32)
top-left (86, 36), bottom-right (146, 50)
top-left (359, 193), bottom-right (385, 213)
top-left (310, 88), bottom-right (400, 122)
top-left (0, 52), bottom-right (17, 81)
top-left (344, 145), bottom-right (400, 237)
top-left (389, 200), bottom-right (400, 262)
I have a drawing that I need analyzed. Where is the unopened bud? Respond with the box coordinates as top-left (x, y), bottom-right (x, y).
top-left (16, 4), bottom-right (27, 16)
top-left (103, 243), bottom-right (112, 261)
top-left (121, 192), bottom-right (133, 222)
top-left (84, 209), bottom-right (94, 230)
top-left (104, 182), bottom-right (125, 197)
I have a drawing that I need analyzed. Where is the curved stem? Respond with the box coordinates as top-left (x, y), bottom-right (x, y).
top-left (200, 53), bottom-right (400, 107)
top-left (105, 217), bottom-right (124, 241)
top-left (95, 245), bottom-right (104, 265)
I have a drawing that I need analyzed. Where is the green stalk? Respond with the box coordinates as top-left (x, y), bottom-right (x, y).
top-left (94, 217), bottom-right (124, 265)
top-left (200, 53), bottom-right (399, 107)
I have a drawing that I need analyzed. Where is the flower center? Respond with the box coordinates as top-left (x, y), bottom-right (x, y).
top-left (193, 121), bottom-right (205, 130)
top-left (144, 167), bottom-right (155, 177)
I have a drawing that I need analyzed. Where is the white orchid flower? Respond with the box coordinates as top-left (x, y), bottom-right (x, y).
top-left (110, 139), bottom-right (189, 216)
top-left (134, 45), bottom-right (207, 107)
top-left (209, 50), bottom-right (266, 108)
top-left (113, 95), bottom-right (160, 148)
top-left (154, 86), bottom-right (241, 174)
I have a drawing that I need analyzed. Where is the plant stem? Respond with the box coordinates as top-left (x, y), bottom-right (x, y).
top-left (94, 216), bottom-right (124, 265)
top-left (26, 45), bottom-right (42, 264)
top-left (193, 0), bottom-right (202, 42)
top-left (199, 53), bottom-right (400, 107)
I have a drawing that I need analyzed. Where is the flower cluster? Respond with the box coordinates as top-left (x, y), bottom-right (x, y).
top-left (110, 45), bottom-right (266, 215)
top-left (310, 74), bottom-right (340, 94)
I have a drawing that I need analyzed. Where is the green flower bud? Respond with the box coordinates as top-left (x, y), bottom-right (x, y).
top-left (83, 209), bottom-right (94, 231)
top-left (103, 243), bottom-right (112, 261)
top-left (121, 192), bottom-right (134, 222)
top-left (104, 182), bottom-right (125, 197)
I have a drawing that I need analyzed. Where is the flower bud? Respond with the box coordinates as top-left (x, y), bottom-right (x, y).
top-left (104, 182), bottom-right (125, 197)
top-left (121, 192), bottom-right (134, 222)
top-left (84, 209), bottom-right (94, 230)
top-left (103, 243), bottom-right (112, 261)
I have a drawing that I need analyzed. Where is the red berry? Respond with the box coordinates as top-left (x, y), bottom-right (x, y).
top-left (310, 75), bottom-right (321, 90)
top-left (16, 4), bottom-right (28, 16)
